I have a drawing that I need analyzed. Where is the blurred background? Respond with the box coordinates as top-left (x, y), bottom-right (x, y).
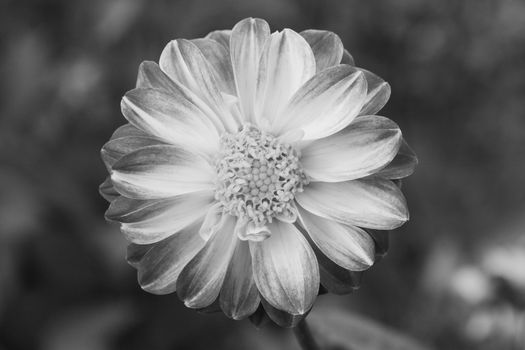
top-left (1, 0), bottom-right (525, 349)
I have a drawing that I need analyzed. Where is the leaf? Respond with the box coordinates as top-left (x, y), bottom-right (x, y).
top-left (308, 308), bottom-right (433, 350)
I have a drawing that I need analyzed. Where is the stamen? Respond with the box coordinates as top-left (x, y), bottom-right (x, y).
top-left (215, 124), bottom-right (308, 229)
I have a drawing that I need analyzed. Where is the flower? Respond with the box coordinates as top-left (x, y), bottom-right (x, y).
top-left (100, 18), bottom-right (417, 325)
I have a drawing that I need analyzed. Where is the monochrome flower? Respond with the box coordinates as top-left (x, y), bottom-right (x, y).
top-left (100, 17), bottom-right (417, 324)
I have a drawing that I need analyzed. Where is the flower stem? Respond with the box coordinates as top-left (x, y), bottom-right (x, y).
top-left (293, 319), bottom-right (321, 350)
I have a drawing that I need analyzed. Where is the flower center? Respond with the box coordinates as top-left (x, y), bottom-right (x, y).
top-left (215, 124), bottom-right (308, 228)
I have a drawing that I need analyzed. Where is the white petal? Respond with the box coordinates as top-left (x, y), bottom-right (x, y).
top-left (101, 134), bottom-right (164, 171)
top-left (359, 68), bottom-right (391, 115)
top-left (121, 88), bottom-right (220, 155)
top-left (220, 241), bottom-right (261, 320)
top-left (300, 115), bottom-right (402, 182)
top-left (177, 215), bottom-right (238, 308)
top-left (274, 65), bottom-right (367, 141)
top-left (191, 38), bottom-right (236, 95)
top-left (137, 222), bottom-right (206, 294)
top-left (205, 29), bottom-right (231, 50)
top-left (300, 29), bottom-right (344, 72)
top-left (375, 139), bottom-right (418, 179)
top-left (297, 206), bottom-right (375, 271)
top-left (296, 179), bottom-right (409, 230)
top-left (99, 177), bottom-right (119, 202)
top-left (255, 29), bottom-right (316, 128)
top-left (110, 123), bottom-right (148, 139)
top-left (341, 49), bottom-right (355, 65)
top-left (250, 221), bottom-right (319, 315)
top-left (230, 18), bottom-right (270, 123)
top-left (159, 39), bottom-right (238, 131)
top-left (111, 145), bottom-right (215, 199)
top-left (105, 192), bottom-right (214, 244)
top-left (136, 61), bottom-right (182, 93)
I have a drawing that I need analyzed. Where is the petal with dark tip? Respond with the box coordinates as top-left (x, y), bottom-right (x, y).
top-left (137, 222), bottom-right (206, 295)
top-left (255, 29), bottom-right (316, 127)
top-left (111, 145), bottom-right (215, 200)
top-left (126, 243), bottom-right (154, 267)
top-left (101, 135), bottom-right (164, 171)
top-left (297, 206), bottom-right (375, 271)
top-left (375, 140), bottom-right (418, 179)
top-left (250, 221), bottom-right (319, 315)
top-left (205, 29), bottom-right (231, 50)
top-left (296, 179), bottom-right (409, 230)
top-left (121, 88), bottom-right (221, 155)
top-left (220, 241), bottom-right (261, 320)
top-left (105, 192), bottom-right (214, 244)
top-left (99, 177), bottom-right (119, 202)
top-left (300, 115), bottom-right (402, 182)
top-left (300, 29), bottom-right (344, 72)
top-left (359, 68), bottom-right (391, 115)
top-left (274, 65), bottom-right (367, 141)
top-left (341, 49), bottom-right (355, 66)
top-left (177, 215), bottom-right (237, 309)
top-left (191, 38), bottom-right (236, 95)
top-left (159, 39), bottom-right (238, 131)
top-left (260, 298), bottom-right (308, 328)
top-left (230, 18), bottom-right (270, 122)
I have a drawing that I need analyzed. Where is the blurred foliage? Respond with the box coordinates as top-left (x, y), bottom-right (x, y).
top-left (1, 0), bottom-right (525, 349)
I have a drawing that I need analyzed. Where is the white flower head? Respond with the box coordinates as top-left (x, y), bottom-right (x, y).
top-left (100, 18), bottom-right (417, 325)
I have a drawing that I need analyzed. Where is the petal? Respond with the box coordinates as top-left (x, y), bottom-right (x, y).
top-left (367, 229), bottom-right (390, 258)
top-left (101, 134), bottom-right (165, 170)
top-left (220, 241), bottom-right (261, 320)
top-left (121, 88), bottom-right (221, 155)
top-left (249, 221), bottom-right (319, 315)
top-left (300, 115), bottom-right (402, 182)
top-left (230, 18), bottom-right (270, 123)
top-left (341, 49), bottom-right (355, 66)
top-left (105, 192), bottom-right (214, 244)
top-left (260, 298), bottom-right (307, 328)
top-left (137, 222), bottom-right (206, 294)
top-left (255, 29), bottom-right (316, 128)
top-left (111, 145), bottom-right (215, 200)
top-left (297, 206), bottom-right (375, 271)
top-left (136, 61), bottom-right (182, 93)
top-left (99, 177), bottom-right (119, 202)
top-left (300, 29), bottom-right (344, 72)
top-left (318, 256), bottom-right (363, 295)
top-left (205, 30), bottom-right (231, 50)
top-left (274, 65), bottom-right (367, 141)
top-left (375, 139), bottom-right (418, 179)
top-left (110, 123), bottom-right (149, 139)
top-left (126, 243), bottom-right (154, 267)
top-left (159, 39), bottom-right (238, 131)
top-left (177, 215), bottom-right (238, 308)
top-left (359, 68), bottom-right (391, 115)
top-left (191, 38), bottom-right (236, 95)
top-left (296, 179), bottom-right (409, 230)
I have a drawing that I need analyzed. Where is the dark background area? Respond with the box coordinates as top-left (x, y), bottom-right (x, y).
top-left (1, 0), bottom-right (525, 349)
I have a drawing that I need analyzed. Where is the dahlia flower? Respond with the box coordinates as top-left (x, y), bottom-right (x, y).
top-left (100, 18), bottom-right (417, 324)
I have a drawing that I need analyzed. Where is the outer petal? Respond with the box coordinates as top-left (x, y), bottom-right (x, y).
top-left (295, 179), bottom-right (409, 230)
top-left (250, 221), bottom-right (319, 315)
top-left (121, 88), bottom-right (220, 155)
top-left (136, 61), bottom-right (183, 93)
top-left (126, 243), bottom-right (153, 267)
top-left (375, 139), bottom-right (418, 179)
top-left (110, 123), bottom-right (149, 140)
top-left (255, 29), bottom-right (316, 128)
top-left (137, 222), bottom-right (206, 294)
top-left (230, 18), bottom-right (270, 123)
top-left (297, 206), bottom-right (375, 271)
top-left (105, 192), bottom-right (214, 244)
top-left (111, 145), bottom-right (215, 200)
top-left (159, 39), bottom-right (238, 131)
top-left (300, 116), bottom-right (402, 182)
top-left (359, 68), bottom-right (391, 115)
top-left (300, 29), bottom-right (344, 72)
top-left (205, 30), bottom-right (231, 50)
top-left (341, 49), bottom-right (355, 66)
top-left (177, 215), bottom-right (238, 308)
top-left (101, 135), bottom-right (164, 171)
top-left (274, 65), bottom-right (367, 141)
top-left (261, 298), bottom-right (307, 328)
top-left (220, 240), bottom-right (261, 320)
top-left (99, 177), bottom-right (119, 202)
top-left (191, 38), bottom-right (236, 95)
